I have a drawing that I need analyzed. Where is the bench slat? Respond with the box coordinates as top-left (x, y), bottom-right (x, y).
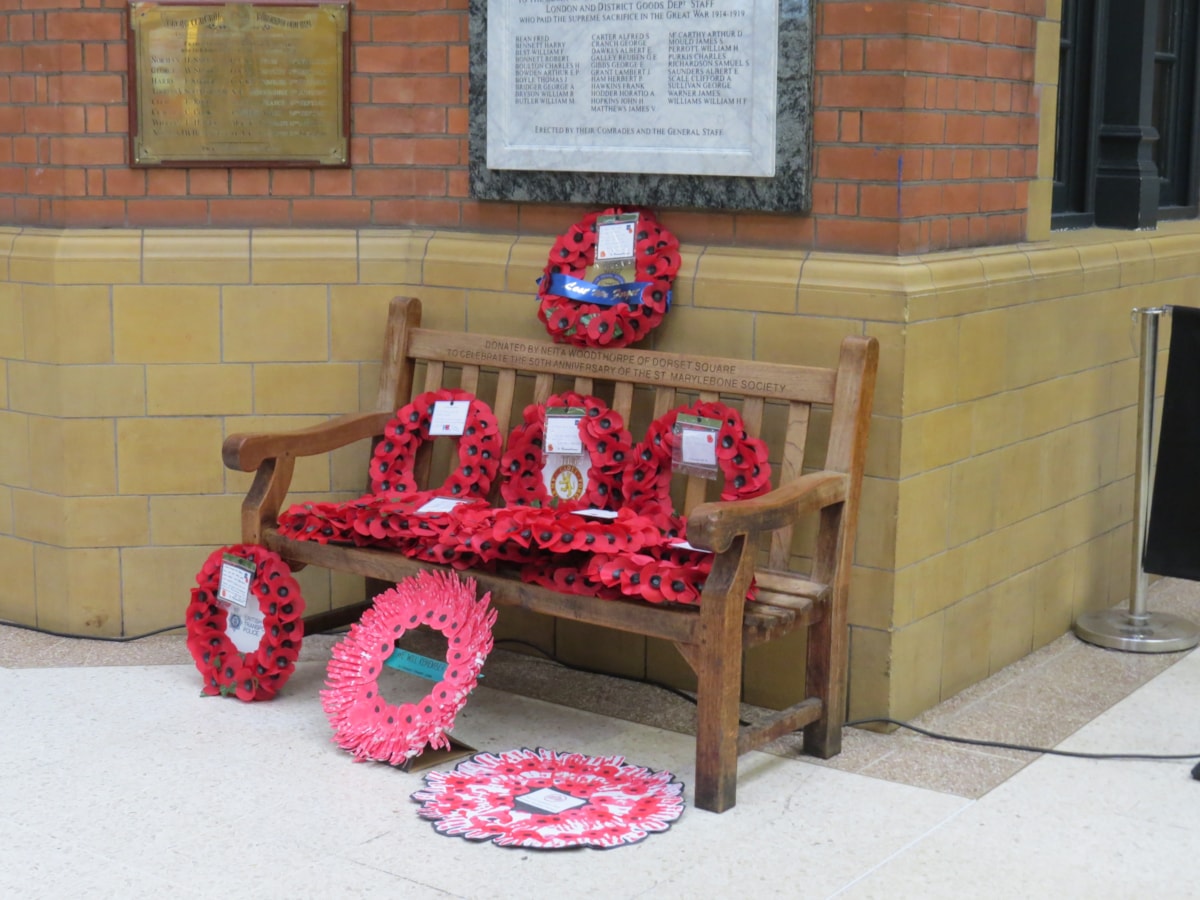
top-left (423, 359), bottom-right (445, 392)
top-left (741, 396), bottom-right (764, 439)
top-left (533, 372), bottom-right (554, 404)
top-left (574, 376), bottom-right (594, 395)
top-left (493, 369), bottom-right (517, 440)
top-left (652, 385), bottom-right (676, 418)
top-left (407, 328), bottom-right (838, 404)
top-left (612, 381), bottom-right (634, 423)
top-left (769, 401), bottom-right (812, 569)
top-left (460, 364), bottom-right (480, 395)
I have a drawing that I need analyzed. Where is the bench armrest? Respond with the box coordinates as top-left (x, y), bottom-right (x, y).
top-left (685, 471), bottom-right (848, 553)
top-left (222, 411), bottom-right (394, 472)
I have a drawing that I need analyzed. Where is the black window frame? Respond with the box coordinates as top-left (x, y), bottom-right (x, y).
top-left (1052, 0), bottom-right (1104, 228)
top-left (1153, 0), bottom-right (1200, 217)
top-left (1052, 0), bottom-right (1199, 229)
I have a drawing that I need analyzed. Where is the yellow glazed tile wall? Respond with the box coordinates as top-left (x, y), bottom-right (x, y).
top-left (3, 223), bottom-right (1198, 725)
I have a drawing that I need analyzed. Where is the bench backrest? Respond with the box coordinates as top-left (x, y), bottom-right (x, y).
top-left (376, 297), bottom-right (877, 572)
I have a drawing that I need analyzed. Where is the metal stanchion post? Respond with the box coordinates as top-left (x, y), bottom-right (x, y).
top-left (1075, 306), bottom-right (1200, 652)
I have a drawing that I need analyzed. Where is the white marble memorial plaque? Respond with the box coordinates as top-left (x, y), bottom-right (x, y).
top-left (487, 0), bottom-right (778, 177)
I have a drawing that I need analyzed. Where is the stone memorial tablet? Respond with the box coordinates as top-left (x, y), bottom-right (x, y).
top-left (127, 1), bottom-right (349, 167)
top-left (469, 0), bottom-right (813, 212)
top-left (486, 0), bottom-right (778, 177)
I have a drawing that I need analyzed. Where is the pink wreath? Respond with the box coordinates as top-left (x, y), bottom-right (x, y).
top-left (412, 747), bottom-right (685, 849)
top-left (321, 570), bottom-right (495, 766)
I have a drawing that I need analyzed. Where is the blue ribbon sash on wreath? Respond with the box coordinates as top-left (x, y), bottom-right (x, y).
top-left (544, 272), bottom-right (671, 309)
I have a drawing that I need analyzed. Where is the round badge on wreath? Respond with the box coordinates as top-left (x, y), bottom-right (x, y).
top-left (537, 207), bottom-right (680, 349)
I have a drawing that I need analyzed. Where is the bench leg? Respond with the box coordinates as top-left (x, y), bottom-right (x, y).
top-left (693, 636), bottom-right (743, 813)
top-left (692, 534), bottom-right (755, 813)
top-left (802, 592), bottom-right (847, 758)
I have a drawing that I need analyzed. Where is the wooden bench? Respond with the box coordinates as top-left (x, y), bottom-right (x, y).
top-left (223, 296), bottom-right (878, 812)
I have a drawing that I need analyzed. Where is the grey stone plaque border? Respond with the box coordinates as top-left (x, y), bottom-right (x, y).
top-left (467, 0), bottom-right (813, 213)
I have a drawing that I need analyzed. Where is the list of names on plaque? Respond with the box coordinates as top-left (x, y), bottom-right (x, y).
top-left (129, 2), bottom-right (348, 166)
top-left (487, 0), bottom-right (778, 177)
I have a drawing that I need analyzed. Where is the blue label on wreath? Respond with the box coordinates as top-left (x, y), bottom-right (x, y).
top-left (546, 272), bottom-right (649, 308)
top-left (384, 647), bottom-right (449, 682)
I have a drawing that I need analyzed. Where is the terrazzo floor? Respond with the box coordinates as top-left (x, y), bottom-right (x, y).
top-left (3, 578), bottom-right (1200, 897)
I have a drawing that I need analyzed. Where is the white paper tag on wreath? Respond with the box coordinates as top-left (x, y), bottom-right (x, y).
top-left (416, 496), bottom-right (470, 515)
top-left (429, 400), bottom-right (469, 436)
top-left (217, 554), bottom-right (255, 608)
top-left (514, 788), bottom-right (588, 814)
top-left (220, 598), bottom-right (265, 654)
top-left (542, 453), bottom-right (590, 503)
top-left (571, 508), bottom-right (618, 519)
top-left (674, 414), bottom-right (721, 479)
top-left (543, 407), bottom-right (584, 455)
top-left (681, 426), bottom-right (718, 466)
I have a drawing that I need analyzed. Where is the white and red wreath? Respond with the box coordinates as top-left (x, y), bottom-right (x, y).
top-left (412, 747), bottom-right (685, 850)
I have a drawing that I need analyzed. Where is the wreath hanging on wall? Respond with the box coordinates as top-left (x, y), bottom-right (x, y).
top-left (186, 544), bottom-right (305, 701)
top-left (321, 570), bottom-right (495, 767)
top-left (537, 207), bottom-right (680, 349)
top-left (412, 747), bottom-right (685, 850)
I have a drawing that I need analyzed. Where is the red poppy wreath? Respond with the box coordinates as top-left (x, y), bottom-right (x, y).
top-left (186, 544), bottom-right (305, 701)
top-left (321, 570), bottom-right (495, 767)
top-left (412, 748), bottom-right (685, 850)
top-left (624, 400), bottom-right (773, 534)
top-left (370, 388), bottom-right (502, 500)
top-left (277, 388), bottom-right (502, 549)
top-left (537, 207), bottom-right (680, 349)
top-left (500, 391), bottom-right (633, 509)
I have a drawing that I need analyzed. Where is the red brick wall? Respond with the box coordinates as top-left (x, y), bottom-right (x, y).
top-left (0, 0), bottom-right (1044, 254)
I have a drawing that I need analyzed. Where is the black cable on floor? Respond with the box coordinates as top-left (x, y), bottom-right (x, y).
top-left (0, 619), bottom-right (184, 642)
top-left (845, 717), bottom-right (1200, 762)
top-left (493, 638), bottom-right (752, 724)
top-left (496, 639), bottom-right (1200, 763)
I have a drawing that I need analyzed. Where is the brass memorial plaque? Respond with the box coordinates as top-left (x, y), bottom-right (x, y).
top-left (128, 2), bottom-right (349, 166)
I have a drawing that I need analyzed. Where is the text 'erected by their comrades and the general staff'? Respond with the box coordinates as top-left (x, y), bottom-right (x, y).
top-left (440, 338), bottom-right (792, 396)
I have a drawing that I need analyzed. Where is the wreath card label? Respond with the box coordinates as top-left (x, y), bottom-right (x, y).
top-left (543, 407), bottom-right (584, 454)
top-left (514, 788), bottom-right (588, 815)
top-left (429, 400), bottom-right (469, 436)
top-left (673, 414), bottom-right (721, 479)
top-left (416, 496), bottom-right (470, 515)
top-left (217, 553), bottom-right (254, 606)
top-left (586, 212), bottom-right (639, 284)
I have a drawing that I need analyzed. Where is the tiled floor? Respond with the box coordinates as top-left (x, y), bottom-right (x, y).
top-left (4, 578), bottom-right (1200, 897)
